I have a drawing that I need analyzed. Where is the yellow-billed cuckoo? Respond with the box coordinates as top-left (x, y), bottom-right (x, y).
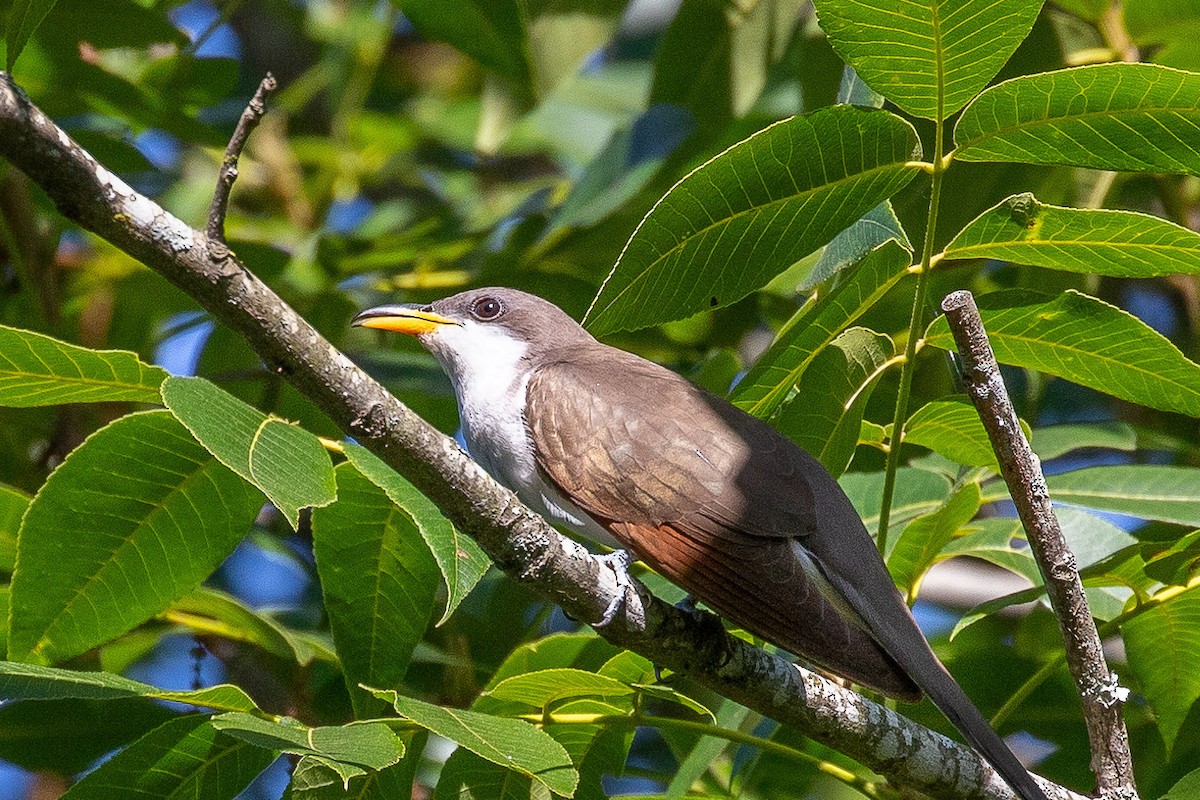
top-left (353, 287), bottom-right (1048, 800)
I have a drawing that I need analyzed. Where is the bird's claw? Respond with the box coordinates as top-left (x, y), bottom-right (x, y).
top-left (594, 549), bottom-right (633, 627)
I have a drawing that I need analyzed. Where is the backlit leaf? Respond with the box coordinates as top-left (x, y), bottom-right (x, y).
top-left (312, 462), bottom-right (440, 717)
top-left (0, 324), bottom-right (166, 407)
top-left (7, 411), bottom-right (263, 664)
top-left (924, 290), bottom-right (1200, 419)
top-left (0, 483), bottom-right (30, 572)
top-left (585, 106), bottom-right (922, 334)
top-left (955, 63), bottom-right (1200, 174)
top-left (162, 376), bottom-right (336, 529)
top-left (946, 194), bottom-right (1200, 277)
top-left (813, 0), bottom-right (1042, 119)
top-left (0, 660), bottom-right (260, 713)
top-left (210, 713), bottom-right (405, 772)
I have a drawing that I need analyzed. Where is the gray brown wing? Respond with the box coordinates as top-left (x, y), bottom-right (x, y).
top-left (525, 346), bottom-right (919, 699)
top-left (526, 347), bottom-right (820, 539)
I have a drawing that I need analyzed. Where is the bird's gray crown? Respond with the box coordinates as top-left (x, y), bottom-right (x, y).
top-left (431, 287), bottom-right (596, 353)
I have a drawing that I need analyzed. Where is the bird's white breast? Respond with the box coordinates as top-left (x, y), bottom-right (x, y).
top-left (426, 321), bottom-right (615, 545)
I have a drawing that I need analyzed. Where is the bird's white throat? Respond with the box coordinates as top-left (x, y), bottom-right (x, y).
top-left (424, 320), bottom-right (613, 544)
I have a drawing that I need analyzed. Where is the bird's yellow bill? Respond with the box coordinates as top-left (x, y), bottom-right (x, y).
top-left (352, 306), bottom-right (456, 336)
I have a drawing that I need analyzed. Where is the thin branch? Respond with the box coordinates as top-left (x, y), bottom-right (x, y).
top-left (0, 71), bottom-right (1086, 800)
top-left (939, 290), bottom-right (1137, 800)
top-left (207, 73), bottom-right (277, 249)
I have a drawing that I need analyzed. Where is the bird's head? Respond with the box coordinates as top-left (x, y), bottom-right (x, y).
top-left (352, 287), bottom-right (593, 388)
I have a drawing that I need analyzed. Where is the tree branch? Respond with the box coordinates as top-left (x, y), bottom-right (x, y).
top-left (207, 73), bottom-right (276, 250)
top-left (0, 72), bottom-right (1081, 800)
top-left (940, 290), bottom-right (1137, 800)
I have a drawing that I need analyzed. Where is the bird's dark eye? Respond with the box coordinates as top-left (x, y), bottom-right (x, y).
top-left (471, 297), bottom-right (504, 321)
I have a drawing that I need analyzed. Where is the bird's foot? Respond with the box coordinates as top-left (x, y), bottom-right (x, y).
top-left (594, 549), bottom-right (633, 627)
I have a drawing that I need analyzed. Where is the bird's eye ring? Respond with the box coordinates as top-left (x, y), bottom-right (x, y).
top-left (471, 297), bottom-right (504, 321)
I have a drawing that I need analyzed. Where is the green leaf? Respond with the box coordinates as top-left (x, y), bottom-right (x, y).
top-left (396, 0), bottom-right (528, 85)
top-left (312, 462), bottom-right (440, 717)
top-left (8, 411), bottom-right (264, 664)
top-left (841, 467), bottom-right (951, 535)
top-left (1124, 585), bottom-right (1200, 754)
top-left (344, 444), bottom-right (489, 624)
top-left (903, 396), bottom-right (999, 468)
top-left (732, 239), bottom-right (911, 418)
top-left (945, 193), bottom-right (1200, 277)
top-left (955, 63), bottom-right (1200, 174)
top-left (0, 483), bottom-right (30, 572)
top-left (484, 668), bottom-right (633, 709)
top-left (0, 324), bottom-right (166, 406)
top-left (585, 106), bottom-right (922, 334)
top-left (1040, 465), bottom-right (1200, 526)
top-left (924, 290), bottom-right (1200, 419)
top-left (1124, 0), bottom-right (1200, 50)
top-left (5, 0), bottom-right (59, 70)
top-left (1162, 766), bottom-right (1200, 800)
top-left (888, 482), bottom-right (982, 593)
top-left (375, 690), bottom-right (578, 797)
top-left (1031, 421), bottom-right (1138, 461)
top-left (210, 713), bottom-right (405, 772)
top-left (288, 755), bottom-right (415, 799)
top-left (775, 327), bottom-right (894, 477)
top-left (60, 715), bottom-right (275, 800)
top-left (0, 660), bottom-right (261, 712)
top-left (165, 587), bottom-right (316, 665)
top-left (161, 376), bottom-right (336, 530)
top-left (813, 0), bottom-right (1042, 120)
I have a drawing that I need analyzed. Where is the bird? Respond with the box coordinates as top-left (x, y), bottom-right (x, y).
top-left (353, 286), bottom-right (1049, 800)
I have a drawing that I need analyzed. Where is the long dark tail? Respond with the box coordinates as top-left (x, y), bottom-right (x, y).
top-left (887, 636), bottom-right (1051, 800)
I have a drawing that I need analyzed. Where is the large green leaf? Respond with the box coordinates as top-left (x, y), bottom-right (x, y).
top-left (924, 290), bottom-right (1200, 419)
top-left (0, 483), bottom-right (30, 572)
top-left (1162, 767), bottom-right (1200, 800)
top-left (312, 462), bottom-right (440, 717)
top-left (4, 0), bottom-right (59, 70)
top-left (732, 239), bottom-right (911, 418)
top-left (343, 444), bottom-right (489, 623)
top-left (812, 0), bottom-right (1042, 120)
top-left (775, 327), bottom-right (894, 476)
top-left (376, 690), bottom-right (578, 797)
top-left (945, 193), bottom-right (1200, 277)
top-left (7, 411), bottom-right (264, 664)
top-left (585, 106), bottom-right (922, 334)
top-left (1040, 465), bottom-right (1200, 526)
top-left (162, 376), bottom-right (336, 530)
top-left (60, 715), bottom-right (274, 800)
top-left (0, 660), bottom-right (261, 712)
top-left (955, 63), bottom-right (1200, 174)
top-left (0, 324), bottom-right (166, 406)
top-left (1125, 585), bottom-right (1200, 754)
top-left (210, 713), bottom-right (405, 773)
top-left (803, 200), bottom-right (910, 292)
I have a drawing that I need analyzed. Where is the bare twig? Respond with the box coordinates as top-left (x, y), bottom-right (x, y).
top-left (940, 290), bottom-right (1137, 800)
top-left (0, 71), bottom-right (1087, 800)
top-left (207, 73), bottom-right (277, 251)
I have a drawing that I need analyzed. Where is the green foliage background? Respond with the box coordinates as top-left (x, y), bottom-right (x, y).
top-left (3, 0), bottom-right (1200, 798)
